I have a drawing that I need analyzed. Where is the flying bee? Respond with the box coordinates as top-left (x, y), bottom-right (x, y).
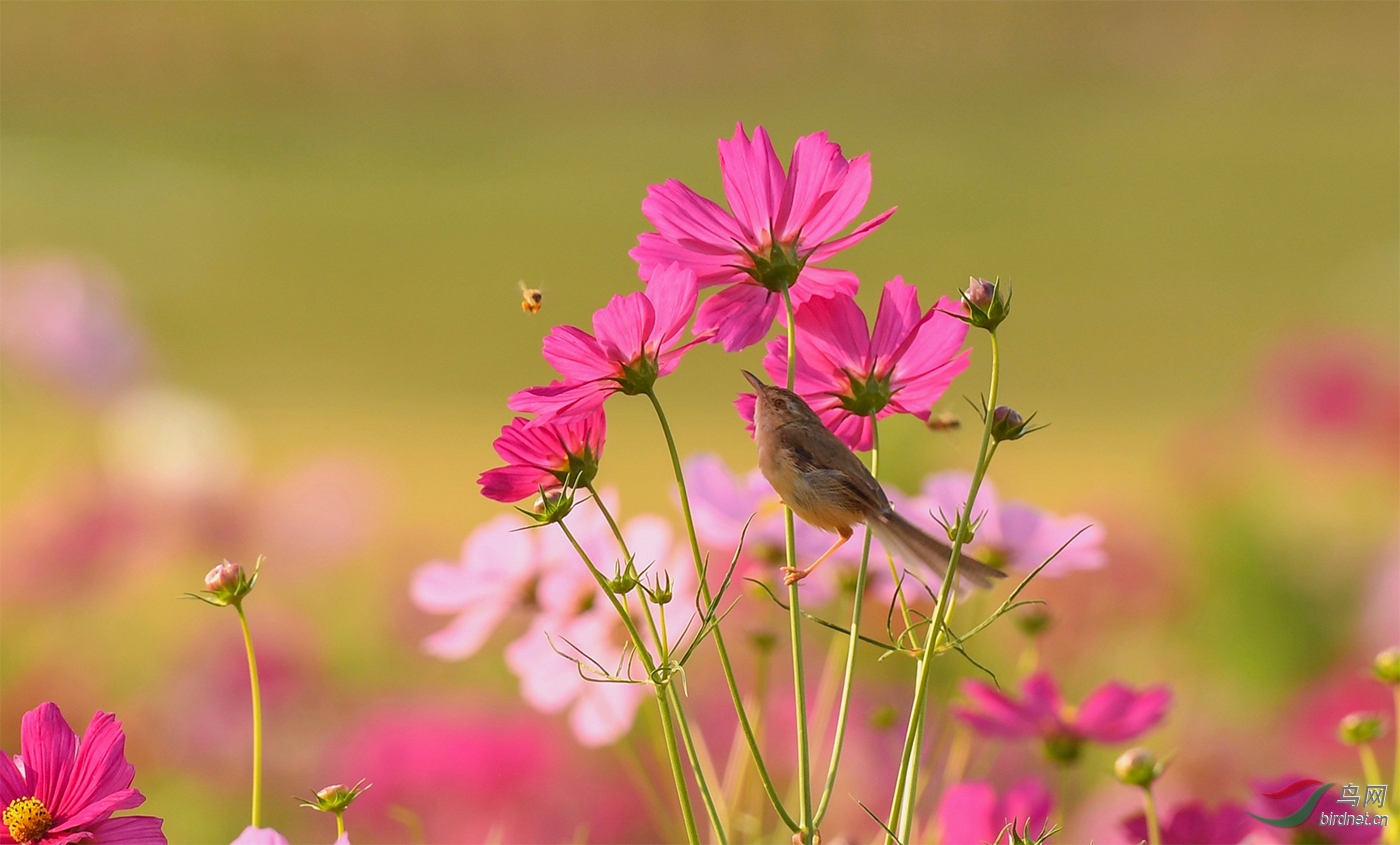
top-left (519, 281), bottom-right (543, 314)
top-left (925, 412), bottom-right (961, 432)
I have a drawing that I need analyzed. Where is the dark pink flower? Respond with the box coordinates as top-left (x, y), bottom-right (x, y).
top-left (935, 778), bottom-right (1054, 845)
top-left (954, 672), bottom-right (1171, 764)
top-left (736, 277), bottom-right (970, 450)
top-left (1121, 801), bottom-right (1250, 845)
top-left (630, 123), bottom-right (896, 351)
top-left (1250, 775), bottom-right (1383, 844)
top-left (478, 411), bottom-right (606, 503)
top-left (0, 702), bottom-right (165, 845)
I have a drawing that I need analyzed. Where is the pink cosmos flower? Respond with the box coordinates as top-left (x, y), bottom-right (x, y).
top-left (954, 672), bottom-right (1171, 764)
top-left (734, 278), bottom-right (970, 451)
top-left (1250, 775), bottom-right (1382, 844)
top-left (0, 702), bottom-right (165, 845)
top-left (508, 263), bottom-right (703, 424)
top-left (935, 778), bottom-right (1054, 845)
top-left (478, 411), bottom-right (606, 503)
top-left (914, 472), bottom-right (1106, 575)
top-left (630, 123), bottom-right (896, 351)
top-left (1121, 801), bottom-right (1250, 845)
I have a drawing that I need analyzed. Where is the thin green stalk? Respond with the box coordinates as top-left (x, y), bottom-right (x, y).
top-left (234, 603), bottom-right (263, 829)
top-left (1358, 741), bottom-right (1395, 844)
top-left (888, 331), bottom-right (1003, 843)
top-left (645, 387), bottom-right (799, 833)
top-left (560, 522), bottom-right (700, 845)
top-left (1142, 788), bottom-right (1162, 845)
top-left (335, 812), bottom-right (345, 840)
top-left (588, 483), bottom-right (727, 844)
top-left (780, 284), bottom-right (815, 843)
top-left (813, 419), bottom-right (878, 825)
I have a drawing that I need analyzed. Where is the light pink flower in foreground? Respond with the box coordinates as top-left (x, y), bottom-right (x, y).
top-left (915, 472), bottom-right (1105, 575)
top-left (478, 411), bottom-right (606, 503)
top-left (936, 778), bottom-right (1054, 845)
top-left (0, 703), bottom-right (166, 845)
top-left (630, 123), bottom-right (896, 351)
top-left (509, 264), bottom-right (702, 424)
top-left (954, 671), bottom-right (1171, 764)
top-left (737, 277), bottom-right (970, 450)
top-left (229, 828), bottom-right (288, 845)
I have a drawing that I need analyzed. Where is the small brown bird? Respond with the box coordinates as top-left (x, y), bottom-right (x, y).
top-left (744, 370), bottom-right (1006, 589)
top-left (519, 281), bottom-right (543, 314)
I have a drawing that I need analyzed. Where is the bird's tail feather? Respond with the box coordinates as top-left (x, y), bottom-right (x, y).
top-left (869, 510), bottom-right (1006, 590)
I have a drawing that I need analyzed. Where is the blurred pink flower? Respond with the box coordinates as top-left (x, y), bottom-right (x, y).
top-left (954, 672), bottom-right (1171, 764)
top-left (0, 702), bottom-right (166, 845)
top-left (914, 472), bottom-right (1106, 575)
top-left (0, 258), bottom-right (147, 404)
top-left (1284, 669), bottom-right (1394, 771)
top-left (1250, 775), bottom-right (1382, 844)
top-left (230, 828), bottom-right (287, 845)
top-left (478, 411), bottom-right (606, 503)
top-left (1360, 534), bottom-right (1399, 654)
top-left (737, 278), bottom-right (969, 450)
top-left (509, 264), bottom-right (702, 424)
top-left (1258, 334), bottom-right (1400, 448)
top-left (253, 456), bottom-right (384, 568)
top-left (935, 778), bottom-right (1054, 845)
top-left (630, 123), bottom-right (896, 351)
top-left (1121, 801), bottom-right (1250, 845)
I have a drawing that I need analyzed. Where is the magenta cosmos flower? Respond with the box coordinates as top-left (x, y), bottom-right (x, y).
top-left (630, 123), bottom-right (896, 352)
top-left (935, 778), bottom-right (1053, 845)
top-left (478, 411), bottom-right (606, 503)
top-left (0, 703), bottom-right (165, 845)
top-left (954, 671), bottom-right (1171, 765)
top-left (737, 277), bottom-right (969, 450)
top-left (1121, 801), bottom-right (1250, 845)
top-left (915, 472), bottom-right (1105, 575)
top-left (509, 263), bottom-right (703, 424)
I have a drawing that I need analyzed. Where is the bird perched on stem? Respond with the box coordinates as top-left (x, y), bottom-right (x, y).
top-left (743, 370), bottom-right (1005, 589)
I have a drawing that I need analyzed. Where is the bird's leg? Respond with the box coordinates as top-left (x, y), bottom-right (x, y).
top-left (782, 527), bottom-right (853, 586)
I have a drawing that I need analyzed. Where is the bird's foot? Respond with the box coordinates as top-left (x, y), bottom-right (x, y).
top-left (780, 566), bottom-right (811, 586)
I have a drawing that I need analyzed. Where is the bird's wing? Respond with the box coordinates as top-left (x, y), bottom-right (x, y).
top-left (778, 422), bottom-right (889, 513)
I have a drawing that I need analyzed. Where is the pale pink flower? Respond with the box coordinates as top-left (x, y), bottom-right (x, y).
top-left (0, 702), bottom-right (166, 844)
top-left (0, 258), bottom-right (147, 404)
top-left (935, 778), bottom-right (1054, 845)
top-left (954, 671), bottom-right (1172, 764)
top-left (914, 472), bottom-right (1105, 575)
top-left (630, 123), bottom-right (896, 351)
top-left (230, 828), bottom-right (287, 845)
top-left (737, 277), bottom-right (970, 450)
top-left (478, 411), bottom-right (606, 503)
top-left (508, 263), bottom-right (702, 424)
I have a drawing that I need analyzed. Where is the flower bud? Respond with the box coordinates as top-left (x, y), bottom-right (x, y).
top-left (205, 561), bottom-right (242, 594)
top-left (647, 573), bottom-right (674, 605)
top-left (990, 405), bottom-right (1038, 442)
top-left (189, 558), bottom-right (260, 607)
top-left (607, 572), bottom-right (638, 595)
top-left (958, 277), bottom-right (1011, 331)
top-left (299, 779), bottom-right (371, 814)
top-left (520, 488), bottom-right (575, 526)
top-left (1114, 747), bottom-right (1160, 787)
top-left (1016, 607), bottom-right (1052, 638)
top-left (1338, 712), bottom-right (1386, 745)
top-left (1373, 646), bottom-right (1400, 685)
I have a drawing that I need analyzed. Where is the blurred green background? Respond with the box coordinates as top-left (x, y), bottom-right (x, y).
top-left (2, 3), bottom-right (1397, 843)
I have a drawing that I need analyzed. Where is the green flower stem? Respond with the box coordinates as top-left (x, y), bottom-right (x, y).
top-left (1358, 741), bottom-right (1396, 845)
top-left (233, 603), bottom-right (263, 829)
top-left (888, 330), bottom-right (1003, 844)
top-left (780, 284), bottom-right (816, 844)
top-left (560, 522), bottom-right (700, 845)
top-left (1142, 787), bottom-right (1162, 845)
top-left (644, 386), bottom-right (799, 833)
top-left (586, 483), bottom-right (727, 843)
top-left (813, 419), bottom-right (878, 826)
top-left (335, 811), bottom-right (345, 840)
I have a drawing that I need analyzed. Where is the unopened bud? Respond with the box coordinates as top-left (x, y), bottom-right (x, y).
top-left (1338, 712), bottom-right (1386, 746)
top-left (607, 573), bottom-right (638, 595)
top-left (1114, 747), bottom-right (1160, 787)
top-left (1373, 647), bottom-right (1400, 685)
top-left (205, 561), bottom-right (242, 593)
top-left (647, 573), bottom-right (674, 605)
top-left (1016, 607), bottom-right (1052, 638)
top-left (189, 558), bottom-right (260, 607)
top-left (521, 489), bottom-right (575, 526)
top-left (300, 779), bottom-right (371, 814)
top-left (965, 278), bottom-right (996, 310)
top-left (958, 277), bottom-right (1011, 331)
top-left (990, 405), bottom-right (1037, 442)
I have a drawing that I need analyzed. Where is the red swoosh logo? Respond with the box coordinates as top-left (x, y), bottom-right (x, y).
top-left (1261, 778), bottom-right (1324, 799)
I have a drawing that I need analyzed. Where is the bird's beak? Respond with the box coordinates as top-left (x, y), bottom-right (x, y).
top-left (741, 370), bottom-right (766, 392)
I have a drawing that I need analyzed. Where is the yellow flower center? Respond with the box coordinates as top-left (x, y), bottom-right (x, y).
top-left (4, 796), bottom-right (53, 844)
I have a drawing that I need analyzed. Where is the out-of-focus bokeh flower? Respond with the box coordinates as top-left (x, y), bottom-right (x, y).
top-left (955, 672), bottom-right (1171, 764)
top-left (736, 276), bottom-right (970, 451)
top-left (631, 123), bottom-right (895, 351)
top-left (251, 456), bottom-right (384, 569)
top-left (509, 263), bottom-right (703, 424)
top-left (1120, 801), bottom-right (1250, 845)
top-left (0, 257), bottom-right (147, 404)
top-left (934, 778), bottom-right (1053, 845)
top-left (1283, 669), bottom-right (1394, 771)
top-left (0, 702), bottom-right (166, 845)
top-left (1359, 534), bottom-right (1400, 654)
top-left (229, 827), bottom-right (288, 845)
top-left (1250, 775), bottom-right (1383, 844)
top-left (914, 472), bottom-right (1106, 575)
top-left (1258, 334), bottom-right (1400, 452)
top-left (100, 387), bottom-right (247, 503)
top-left (479, 412), bottom-right (606, 503)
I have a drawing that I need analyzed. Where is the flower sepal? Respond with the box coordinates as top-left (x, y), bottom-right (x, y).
top-left (517, 484), bottom-right (578, 527)
top-left (298, 779), bottom-right (371, 814)
top-left (957, 277), bottom-right (1012, 331)
top-left (186, 558), bottom-right (262, 607)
